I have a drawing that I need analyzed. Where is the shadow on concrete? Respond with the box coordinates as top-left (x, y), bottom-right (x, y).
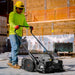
top-left (65, 65), bottom-right (75, 71)
top-left (0, 67), bottom-right (8, 69)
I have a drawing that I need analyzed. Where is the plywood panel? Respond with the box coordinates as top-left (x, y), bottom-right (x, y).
top-left (53, 20), bottom-right (75, 35)
top-left (13, 0), bottom-right (75, 22)
top-left (23, 20), bottom-right (75, 36)
top-left (55, 7), bottom-right (68, 20)
top-left (13, 0), bottom-right (75, 10)
top-left (46, 9), bottom-right (55, 20)
top-left (69, 6), bottom-right (75, 18)
top-left (26, 11), bottom-right (32, 22)
top-left (70, 0), bottom-right (75, 6)
top-left (47, 0), bottom-right (67, 9)
top-left (32, 10), bottom-right (45, 21)
top-left (27, 6), bottom-right (75, 21)
top-left (23, 22), bottom-right (52, 36)
top-left (26, 0), bottom-right (44, 11)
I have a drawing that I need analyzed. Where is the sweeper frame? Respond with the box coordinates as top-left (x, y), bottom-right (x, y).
top-left (14, 25), bottom-right (64, 73)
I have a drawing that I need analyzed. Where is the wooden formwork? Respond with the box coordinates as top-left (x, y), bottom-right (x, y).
top-left (47, 0), bottom-right (67, 9)
top-left (26, 0), bottom-right (44, 11)
top-left (31, 6), bottom-right (75, 21)
top-left (12, 0), bottom-right (75, 22)
top-left (70, 0), bottom-right (75, 6)
top-left (6, 0), bottom-right (75, 54)
top-left (13, 0), bottom-right (75, 10)
top-left (7, 19), bottom-right (75, 36)
top-left (23, 19), bottom-right (75, 36)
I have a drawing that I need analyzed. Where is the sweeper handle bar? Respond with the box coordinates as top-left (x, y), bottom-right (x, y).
top-left (15, 25), bottom-right (54, 60)
top-left (31, 31), bottom-right (54, 60)
top-left (14, 25), bottom-right (38, 64)
top-left (15, 25), bottom-right (33, 33)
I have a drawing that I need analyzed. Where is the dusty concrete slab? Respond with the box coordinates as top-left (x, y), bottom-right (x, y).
top-left (0, 52), bottom-right (75, 75)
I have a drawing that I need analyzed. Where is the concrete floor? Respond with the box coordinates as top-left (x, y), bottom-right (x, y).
top-left (0, 52), bottom-right (75, 75)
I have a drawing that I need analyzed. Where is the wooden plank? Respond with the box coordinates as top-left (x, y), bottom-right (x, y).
top-left (28, 18), bottom-right (75, 24)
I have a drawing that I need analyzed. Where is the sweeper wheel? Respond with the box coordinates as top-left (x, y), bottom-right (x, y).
top-left (23, 59), bottom-right (35, 72)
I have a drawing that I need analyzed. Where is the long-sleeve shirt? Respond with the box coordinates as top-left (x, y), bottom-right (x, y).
top-left (9, 11), bottom-right (29, 37)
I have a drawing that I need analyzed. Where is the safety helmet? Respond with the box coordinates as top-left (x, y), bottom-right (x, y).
top-left (15, 1), bottom-right (24, 8)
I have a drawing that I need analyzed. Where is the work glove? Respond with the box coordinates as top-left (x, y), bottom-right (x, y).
top-left (14, 25), bottom-right (20, 30)
top-left (29, 26), bottom-right (33, 31)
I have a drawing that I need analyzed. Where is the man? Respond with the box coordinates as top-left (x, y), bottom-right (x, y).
top-left (7, 1), bottom-right (29, 69)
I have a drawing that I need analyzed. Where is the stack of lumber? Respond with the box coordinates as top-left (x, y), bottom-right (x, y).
top-left (0, 16), bottom-right (7, 53)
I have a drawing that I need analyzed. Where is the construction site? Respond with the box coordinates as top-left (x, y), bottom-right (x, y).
top-left (0, 0), bottom-right (75, 75)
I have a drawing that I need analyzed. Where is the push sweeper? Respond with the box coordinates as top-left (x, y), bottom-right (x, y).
top-left (14, 25), bottom-right (64, 73)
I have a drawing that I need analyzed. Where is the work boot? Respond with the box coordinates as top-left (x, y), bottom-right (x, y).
top-left (11, 64), bottom-right (20, 69)
top-left (7, 62), bottom-right (12, 66)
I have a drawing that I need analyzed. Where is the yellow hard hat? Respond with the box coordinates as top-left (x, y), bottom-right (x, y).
top-left (15, 1), bottom-right (24, 8)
